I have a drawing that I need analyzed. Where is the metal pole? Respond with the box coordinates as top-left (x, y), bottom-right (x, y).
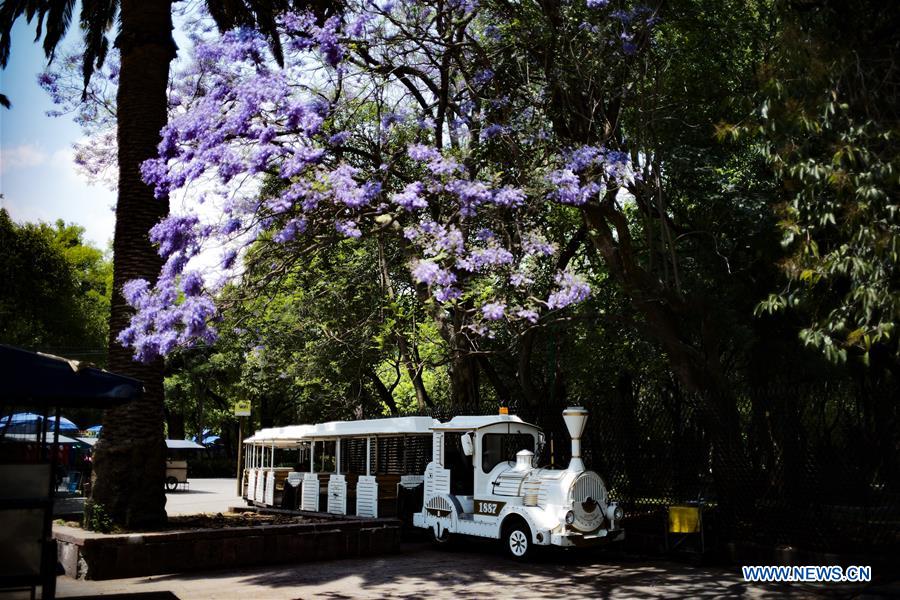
top-left (335, 438), bottom-right (341, 474)
top-left (235, 416), bottom-right (244, 496)
top-left (366, 437), bottom-right (371, 476)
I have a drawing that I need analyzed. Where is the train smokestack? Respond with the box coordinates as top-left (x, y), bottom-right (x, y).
top-left (562, 406), bottom-right (588, 473)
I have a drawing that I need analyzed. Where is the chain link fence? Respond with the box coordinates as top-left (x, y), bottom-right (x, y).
top-left (424, 380), bottom-right (900, 559)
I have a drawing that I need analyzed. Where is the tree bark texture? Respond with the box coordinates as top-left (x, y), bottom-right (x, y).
top-left (91, 0), bottom-right (176, 529)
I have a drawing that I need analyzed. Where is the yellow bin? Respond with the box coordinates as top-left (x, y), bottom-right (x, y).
top-left (668, 504), bottom-right (701, 533)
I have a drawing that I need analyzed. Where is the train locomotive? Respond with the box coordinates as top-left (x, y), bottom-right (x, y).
top-left (413, 406), bottom-right (624, 559)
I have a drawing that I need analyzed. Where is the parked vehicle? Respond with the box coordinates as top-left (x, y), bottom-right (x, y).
top-left (413, 407), bottom-right (623, 559)
top-left (241, 406), bottom-right (623, 559)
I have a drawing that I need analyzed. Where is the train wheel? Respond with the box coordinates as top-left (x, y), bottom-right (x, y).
top-left (503, 520), bottom-right (532, 560)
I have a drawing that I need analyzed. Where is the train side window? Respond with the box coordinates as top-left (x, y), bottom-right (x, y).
top-left (481, 433), bottom-right (535, 473)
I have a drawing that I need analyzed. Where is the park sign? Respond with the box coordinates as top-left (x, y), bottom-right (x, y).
top-left (233, 400), bottom-right (251, 417)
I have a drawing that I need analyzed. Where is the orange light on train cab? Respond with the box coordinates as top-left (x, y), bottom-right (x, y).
top-left (498, 406), bottom-right (509, 415)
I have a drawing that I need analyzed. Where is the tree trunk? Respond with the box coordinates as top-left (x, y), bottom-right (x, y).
top-left (449, 352), bottom-right (480, 407)
top-left (367, 369), bottom-right (400, 415)
top-left (164, 407), bottom-right (185, 441)
top-left (91, 0), bottom-right (176, 529)
top-left (580, 201), bottom-right (751, 512)
top-left (376, 236), bottom-right (431, 410)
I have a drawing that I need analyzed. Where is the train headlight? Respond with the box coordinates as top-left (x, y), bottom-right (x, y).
top-left (565, 510), bottom-right (576, 525)
top-left (606, 502), bottom-right (623, 523)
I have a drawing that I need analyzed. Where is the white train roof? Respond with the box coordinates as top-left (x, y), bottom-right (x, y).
top-left (431, 414), bottom-right (536, 431)
top-left (311, 416), bottom-right (437, 438)
top-left (243, 417), bottom-right (437, 445)
top-left (243, 414), bottom-right (539, 445)
top-left (243, 425), bottom-right (315, 446)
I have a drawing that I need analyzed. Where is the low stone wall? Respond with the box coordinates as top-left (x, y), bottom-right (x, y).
top-left (54, 518), bottom-right (401, 580)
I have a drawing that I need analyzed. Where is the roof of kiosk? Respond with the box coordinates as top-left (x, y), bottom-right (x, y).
top-left (431, 414), bottom-right (534, 431)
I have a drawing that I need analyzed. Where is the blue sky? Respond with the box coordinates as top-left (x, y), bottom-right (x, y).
top-left (1, 19), bottom-right (117, 249)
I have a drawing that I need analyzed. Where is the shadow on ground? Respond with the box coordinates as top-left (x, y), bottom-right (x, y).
top-left (133, 542), bottom-right (847, 599)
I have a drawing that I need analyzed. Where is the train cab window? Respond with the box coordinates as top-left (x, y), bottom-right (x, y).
top-left (443, 432), bottom-right (474, 495)
top-left (481, 433), bottom-right (535, 473)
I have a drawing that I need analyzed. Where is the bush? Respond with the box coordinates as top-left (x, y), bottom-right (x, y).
top-left (83, 500), bottom-right (113, 533)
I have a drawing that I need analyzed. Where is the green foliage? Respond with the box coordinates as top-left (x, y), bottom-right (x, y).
top-left (83, 500), bottom-right (114, 533)
top-left (0, 209), bottom-right (111, 364)
top-left (749, 0), bottom-right (900, 366)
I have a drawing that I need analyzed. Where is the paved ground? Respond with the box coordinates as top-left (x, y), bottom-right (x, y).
top-left (54, 479), bottom-right (889, 599)
top-left (57, 541), bottom-right (852, 600)
top-left (164, 478), bottom-right (242, 516)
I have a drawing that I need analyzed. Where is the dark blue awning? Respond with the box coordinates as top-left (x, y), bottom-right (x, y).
top-left (0, 345), bottom-right (143, 408)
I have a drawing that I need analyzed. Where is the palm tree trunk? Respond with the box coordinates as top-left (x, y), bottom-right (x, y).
top-left (91, 0), bottom-right (176, 529)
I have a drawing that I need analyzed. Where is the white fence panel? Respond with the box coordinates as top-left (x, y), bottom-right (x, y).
top-left (327, 474), bottom-right (347, 515)
top-left (254, 470), bottom-right (266, 503)
top-left (301, 473), bottom-right (319, 511)
top-left (264, 470), bottom-right (276, 506)
top-left (356, 475), bottom-right (378, 518)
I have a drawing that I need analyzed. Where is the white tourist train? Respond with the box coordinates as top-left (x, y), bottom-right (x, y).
top-left (241, 406), bottom-right (623, 559)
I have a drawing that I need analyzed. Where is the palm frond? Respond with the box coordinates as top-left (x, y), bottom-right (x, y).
top-left (40, 0), bottom-right (76, 62)
top-left (78, 0), bottom-right (117, 95)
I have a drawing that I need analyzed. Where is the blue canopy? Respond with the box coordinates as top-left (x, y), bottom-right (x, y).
top-left (1, 412), bottom-right (79, 433)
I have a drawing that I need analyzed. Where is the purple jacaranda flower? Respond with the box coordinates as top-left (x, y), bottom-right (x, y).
top-left (316, 16), bottom-right (344, 67)
top-left (516, 308), bottom-right (540, 323)
top-left (149, 215), bottom-right (199, 257)
top-left (411, 260), bottom-right (456, 287)
top-left (275, 218), bottom-right (307, 242)
top-left (472, 68), bottom-right (494, 86)
top-left (407, 143), bottom-right (440, 162)
top-left (222, 249), bottom-right (239, 269)
top-left (475, 228), bottom-right (495, 242)
top-left (411, 260), bottom-right (441, 285)
top-left (381, 111), bottom-right (406, 130)
top-left (335, 219), bottom-right (362, 238)
top-left (523, 233), bottom-right (556, 256)
top-left (328, 164), bottom-right (381, 208)
top-left (329, 131), bottom-right (350, 146)
top-left (510, 272), bottom-right (535, 287)
top-left (123, 279), bottom-right (151, 307)
top-left (479, 124), bottom-right (505, 140)
top-left (221, 218), bottom-right (242, 235)
top-left (433, 286), bottom-right (462, 302)
top-left (391, 182), bottom-right (428, 211)
top-left (547, 271), bottom-right (591, 309)
top-left (181, 271), bottom-right (204, 297)
top-left (484, 25), bottom-right (502, 41)
top-left (492, 186), bottom-right (525, 207)
top-left (547, 169), bottom-right (585, 205)
top-left (481, 302), bottom-right (506, 320)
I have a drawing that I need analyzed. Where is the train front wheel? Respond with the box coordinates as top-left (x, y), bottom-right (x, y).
top-left (503, 520), bottom-right (532, 560)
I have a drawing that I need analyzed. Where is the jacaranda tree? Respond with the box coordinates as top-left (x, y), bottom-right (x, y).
top-left (1, 0), bottom-right (341, 528)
